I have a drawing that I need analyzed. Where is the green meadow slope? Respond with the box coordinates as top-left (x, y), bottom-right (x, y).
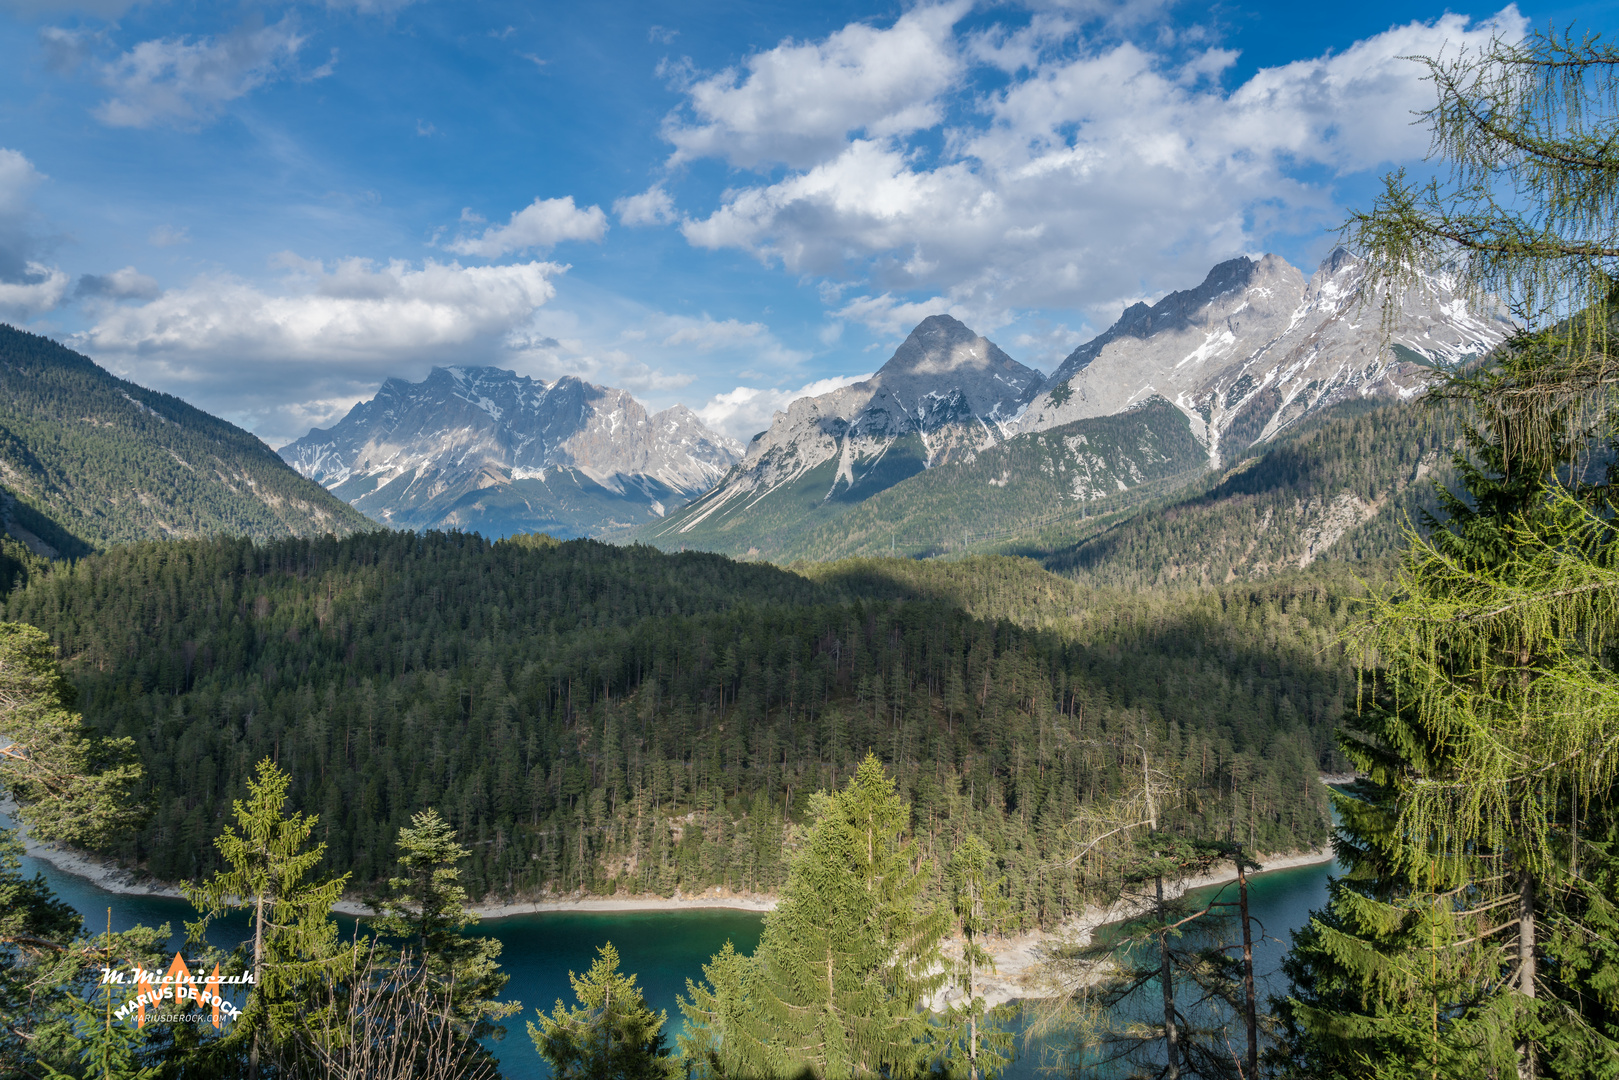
top-left (0, 324), bottom-right (374, 556)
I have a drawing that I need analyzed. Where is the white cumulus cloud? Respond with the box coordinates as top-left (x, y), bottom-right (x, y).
top-left (0, 263), bottom-right (72, 319)
top-left (78, 257), bottom-right (566, 445)
top-left (84, 257), bottom-right (563, 360)
top-left (669, 7), bottom-right (1526, 325)
top-left (0, 147), bottom-right (69, 317)
top-left (0, 147), bottom-right (45, 222)
top-left (696, 372), bottom-right (872, 443)
top-left (614, 185), bottom-right (677, 226)
top-left (93, 17), bottom-right (307, 129)
top-left (447, 196), bottom-right (609, 258)
top-left (664, 0), bottom-right (970, 170)
top-left (76, 265), bottom-right (162, 300)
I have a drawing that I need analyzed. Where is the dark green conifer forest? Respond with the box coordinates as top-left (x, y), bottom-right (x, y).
top-left (3, 531), bottom-right (1343, 929)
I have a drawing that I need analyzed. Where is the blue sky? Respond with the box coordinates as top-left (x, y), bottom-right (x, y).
top-left (0, 0), bottom-right (1608, 446)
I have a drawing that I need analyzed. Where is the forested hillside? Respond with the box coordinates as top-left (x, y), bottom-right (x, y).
top-left (0, 324), bottom-right (374, 554)
top-left (1021, 398), bottom-right (1465, 587)
top-left (5, 532), bottom-right (1351, 929)
top-left (764, 398), bottom-right (1208, 561)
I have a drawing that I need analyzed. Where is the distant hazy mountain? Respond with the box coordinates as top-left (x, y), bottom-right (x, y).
top-left (640, 314), bottom-right (1044, 553)
top-left (280, 365), bottom-right (742, 539)
top-left (0, 323), bottom-right (373, 558)
top-left (1016, 248), bottom-right (1510, 462)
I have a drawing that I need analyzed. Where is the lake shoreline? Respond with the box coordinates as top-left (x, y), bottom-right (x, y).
top-left (14, 799), bottom-right (1332, 1010)
top-left (940, 846), bottom-right (1336, 1007)
top-left (15, 824), bottom-right (1331, 924)
top-left (10, 789), bottom-right (1334, 952)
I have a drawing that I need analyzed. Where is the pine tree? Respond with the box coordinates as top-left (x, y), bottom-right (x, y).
top-left (1060, 834), bottom-right (1245, 1080)
top-left (1293, 25), bottom-right (1619, 1080)
top-left (530, 942), bottom-right (675, 1080)
top-left (0, 624), bottom-right (173, 1079)
top-left (1272, 678), bottom-right (1522, 1079)
top-left (370, 808), bottom-right (518, 1039)
top-left (36, 976), bottom-right (162, 1080)
top-left (181, 758), bottom-right (353, 1080)
top-left (679, 753), bottom-right (949, 1079)
top-left (1349, 27), bottom-right (1618, 415)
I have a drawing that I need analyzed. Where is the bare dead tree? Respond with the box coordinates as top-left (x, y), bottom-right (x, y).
top-left (273, 943), bottom-right (503, 1080)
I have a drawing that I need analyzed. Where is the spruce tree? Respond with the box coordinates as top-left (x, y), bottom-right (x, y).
top-left (530, 942), bottom-right (674, 1080)
top-left (370, 808), bottom-right (518, 1040)
top-left (1274, 347), bottom-right (1619, 1076)
top-left (1290, 25), bottom-right (1619, 1080)
top-left (679, 753), bottom-right (949, 1079)
top-left (1061, 834), bottom-right (1245, 1080)
top-left (181, 758), bottom-right (353, 1080)
top-left (0, 624), bottom-right (176, 1079)
top-left (1272, 677), bottom-right (1524, 1079)
top-left (937, 835), bottom-right (1015, 1080)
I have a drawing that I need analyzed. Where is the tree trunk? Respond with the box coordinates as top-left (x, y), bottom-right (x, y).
top-left (248, 885), bottom-right (266, 1080)
top-left (1238, 857), bottom-right (1258, 1079)
top-left (968, 936), bottom-right (980, 1080)
top-left (1158, 873), bottom-right (1179, 1080)
top-left (1517, 867), bottom-right (1537, 1080)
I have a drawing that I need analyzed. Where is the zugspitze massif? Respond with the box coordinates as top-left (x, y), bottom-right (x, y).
top-left (278, 250), bottom-right (1507, 544)
top-left (278, 366), bottom-right (742, 539)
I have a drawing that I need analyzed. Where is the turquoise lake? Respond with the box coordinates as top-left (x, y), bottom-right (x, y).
top-left (22, 849), bottom-right (1339, 1078)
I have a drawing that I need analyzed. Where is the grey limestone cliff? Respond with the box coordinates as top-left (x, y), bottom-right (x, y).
top-left (1016, 249), bottom-right (1511, 463)
top-left (280, 365), bottom-right (741, 538)
top-left (650, 314), bottom-right (1042, 541)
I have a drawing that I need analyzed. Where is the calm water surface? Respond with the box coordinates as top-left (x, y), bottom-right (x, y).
top-left (22, 849), bottom-right (1338, 1079)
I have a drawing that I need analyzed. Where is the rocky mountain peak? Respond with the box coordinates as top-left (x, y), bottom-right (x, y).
top-left (279, 365), bottom-right (740, 538)
top-left (1063, 255), bottom-right (1303, 377)
top-left (879, 314), bottom-right (1009, 375)
top-left (864, 313), bottom-right (1041, 420)
top-left (647, 316), bottom-right (1044, 543)
top-left (1016, 249), bottom-right (1510, 463)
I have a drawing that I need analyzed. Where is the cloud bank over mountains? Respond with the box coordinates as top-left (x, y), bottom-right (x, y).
top-left (0, 1), bottom-right (1527, 449)
top-left (662, 3), bottom-right (1523, 336)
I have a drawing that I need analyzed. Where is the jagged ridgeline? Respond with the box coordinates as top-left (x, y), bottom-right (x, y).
top-left (279, 365), bottom-right (742, 539)
top-left (0, 324), bottom-right (374, 556)
top-left (6, 533), bottom-right (1352, 928)
top-left (639, 252), bottom-right (1506, 562)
